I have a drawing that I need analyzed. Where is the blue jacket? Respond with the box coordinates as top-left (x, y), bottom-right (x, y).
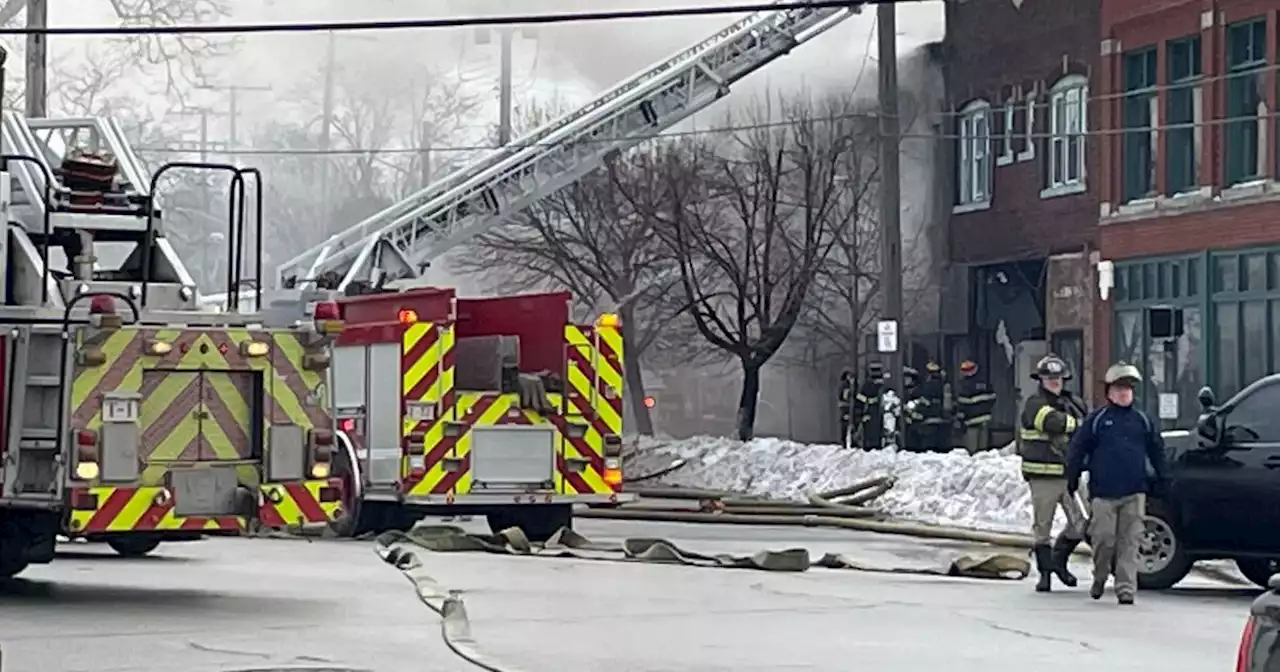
top-left (1066, 404), bottom-right (1168, 499)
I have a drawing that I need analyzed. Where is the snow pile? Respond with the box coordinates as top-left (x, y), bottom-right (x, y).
top-left (630, 436), bottom-right (1055, 534)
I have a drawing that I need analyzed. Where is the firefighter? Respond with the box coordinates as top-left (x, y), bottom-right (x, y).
top-left (955, 360), bottom-right (996, 453)
top-left (901, 366), bottom-right (923, 451)
top-left (853, 362), bottom-right (886, 451)
top-left (914, 362), bottom-right (950, 452)
top-left (838, 370), bottom-right (855, 446)
top-left (1066, 362), bottom-right (1169, 605)
top-left (1019, 354), bottom-right (1089, 593)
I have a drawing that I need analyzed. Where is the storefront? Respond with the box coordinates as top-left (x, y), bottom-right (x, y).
top-left (1111, 246), bottom-right (1280, 426)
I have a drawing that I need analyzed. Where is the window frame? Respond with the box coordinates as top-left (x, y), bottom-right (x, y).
top-left (955, 100), bottom-right (993, 211)
top-left (997, 94), bottom-right (1016, 166)
top-left (1165, 34), bottom-right (1203, 196)
top-left (1018, 92), bottom-right (1037, 162)
top-left (1044, 75), bottom-right (1088, 195)
top-left (1223, 17), bottom-right (1267, 187)
top-left (1121, 46), bottom-right (1158, 203)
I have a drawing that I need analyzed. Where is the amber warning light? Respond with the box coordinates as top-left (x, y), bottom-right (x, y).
top-left (398, 308), bottom-right (418, 324)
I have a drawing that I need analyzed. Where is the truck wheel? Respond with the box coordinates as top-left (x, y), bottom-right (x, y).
top-left (1137, 499), bottom-right (1193, 590)
top-left (486, 505), bottom-right (572, 543)
top-left (106, 537), bottom-right (161, 558)
top-left (1234, 559), bottom-right (1279, 589)
top-left (0, 557), bottom-right (28, 578)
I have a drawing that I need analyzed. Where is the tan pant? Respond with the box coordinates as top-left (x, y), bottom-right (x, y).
top-left (1028, 477), bottom-right (1088, 545)
top-left (962, 425), bottom-right (988, 454)
top-left (1089, 493), bottom-right (1146, 598)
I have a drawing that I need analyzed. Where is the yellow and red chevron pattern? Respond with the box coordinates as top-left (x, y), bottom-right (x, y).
top-left (70, 327), bottom-right (328, 488)
top-left (561, 323), bottom-right (624, 493)
top-left (68, 480), bottom-right (342, 533)
top-left (400, 321), bottom-right (624, 498)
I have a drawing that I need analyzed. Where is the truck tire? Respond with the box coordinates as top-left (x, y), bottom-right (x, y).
top-left (486, 504), bottom-right (572, 543)
top-left (1137, 499), bottom-right (1193, 590)
top-left (107, 537), bottom-right (161, 558)
top-left (0, 557), bottom-right (28, 578)
top-left (1234, 559), bottom-right (1279, 589)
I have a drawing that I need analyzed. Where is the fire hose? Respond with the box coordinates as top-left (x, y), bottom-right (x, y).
top-left (585, 473), bottom-right (1249, 586)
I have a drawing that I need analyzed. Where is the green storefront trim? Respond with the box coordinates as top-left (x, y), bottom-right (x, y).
top-left (1111, 244), bottom-right (1280, 425)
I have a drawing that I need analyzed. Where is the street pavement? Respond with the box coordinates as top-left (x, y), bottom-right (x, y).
top-left (0, 517), bottom-right (1257, 672)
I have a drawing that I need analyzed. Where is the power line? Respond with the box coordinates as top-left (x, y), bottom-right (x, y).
top-left (0, 0), bottom-right (916, 37)
top-left (135, 110), bottom-right (1280, 157)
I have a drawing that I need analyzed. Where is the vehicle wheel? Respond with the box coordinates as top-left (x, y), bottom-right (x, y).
top-left (1234, 558), bottom-right (1279, 588)
top-left (1137, 499), bottom-right (1193, 590)
top-left (0, 556), bottom-right (28, 578)
top-left (106, 537), bottom-right (161, 558)
top-left (486, 505), bottom-right (572, 543)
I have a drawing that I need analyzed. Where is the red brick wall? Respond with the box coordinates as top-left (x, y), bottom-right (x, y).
top-left (1101, 199), bottom-right (1280, 258)
top-left (944, 0), bottom-right (1100, 265)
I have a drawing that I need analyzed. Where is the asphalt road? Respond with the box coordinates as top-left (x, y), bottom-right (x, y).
top-left (0, 517), bottom-right (1258, 672)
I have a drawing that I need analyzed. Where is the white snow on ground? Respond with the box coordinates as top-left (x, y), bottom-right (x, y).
top-left (628, 436), bottom-right (1067, 534)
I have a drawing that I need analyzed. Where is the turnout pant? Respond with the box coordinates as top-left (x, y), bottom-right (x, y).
top-left (1088, 494), bottom-right (1145, 598)
top-left (1028, 477), bottom-right (1087, 545)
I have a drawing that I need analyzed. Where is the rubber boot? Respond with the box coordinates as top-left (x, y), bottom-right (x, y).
top-left (1051, 536), bottom-right (1081, 587)
top-left (1117, 593), bottom-right (1135, 605)
top-left (1033, 544), bottom-right (1053, 592)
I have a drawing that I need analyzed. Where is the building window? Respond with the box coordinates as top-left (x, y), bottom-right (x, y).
top-left (997, 97), bottom-right (1015, 166)
top-left (1225, 18), bottom-right (1267, 186)
top-left (1122, 47), bottom-right (1157, 202)
top-left (1019, 92), bottom-right (1036, 161)
top-left (1166, 35), bottom-right (1203, 195)
top-left (956, 101), bottom-right (991, 207)
top-left (1047, 76), bottom-right (1087, 190)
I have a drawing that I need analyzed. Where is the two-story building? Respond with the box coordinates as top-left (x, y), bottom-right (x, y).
top-left (943, 0), bottom-right (1101, 430)
top-left (1096, 0), bottom-right (1280, 424)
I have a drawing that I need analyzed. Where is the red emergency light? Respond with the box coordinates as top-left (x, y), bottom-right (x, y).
top-left (313, 301), bottom-right (341, 320)
top-left (338, 418), bottom-right (356, 432)
top-left (88, 295), bottom-right (116, 314)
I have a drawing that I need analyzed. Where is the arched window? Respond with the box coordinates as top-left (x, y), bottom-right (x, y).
top-left (957, 99), bottom-right (992, 205)
top-left (1048, 75), bottom-right (1088, 189)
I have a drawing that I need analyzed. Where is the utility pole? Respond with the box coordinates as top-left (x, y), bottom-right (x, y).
top-left (196, 82), bottom-right (270, 163)
top-left (24, 0), bottom-right (47, 117)
top-left (320, 31), bottom-right (336, 218)
top-left (877, 1), bottom-right (904, 399)
top-left (498, 27), bottom-right (513, 146)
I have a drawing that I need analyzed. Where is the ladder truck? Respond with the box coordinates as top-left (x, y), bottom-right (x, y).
top-left (0, 112), bottom-right (343, 577)
top-left (265, 1), bottom-right (863, 539)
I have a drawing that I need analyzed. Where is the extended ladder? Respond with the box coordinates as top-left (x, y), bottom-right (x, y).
top-left (277, 2), bottom-right (862, 292)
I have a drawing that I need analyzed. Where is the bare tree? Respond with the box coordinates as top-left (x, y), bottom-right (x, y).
top-left (2, 0), bottom-right (234, 104)
top-left (634, 95), bottom-right (871, 440)
top-left (249, 57), bottom-right (481, 260)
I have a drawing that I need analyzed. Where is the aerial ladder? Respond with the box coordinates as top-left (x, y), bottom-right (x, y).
top-left (275, 1), bottom-right (863, 294)
top-left (0, 111), bottom-right (342, 576)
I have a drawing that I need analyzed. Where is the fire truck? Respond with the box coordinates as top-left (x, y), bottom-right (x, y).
top-left (0, 112), bottom-right (342, 577)
top-left (316, 286), bottom-right (627, 539)
top-left (221, 2), bottom-right (864, 538)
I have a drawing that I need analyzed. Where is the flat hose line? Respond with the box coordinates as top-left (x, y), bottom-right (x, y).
top-left (373, 524), bottom-right (1032, 672)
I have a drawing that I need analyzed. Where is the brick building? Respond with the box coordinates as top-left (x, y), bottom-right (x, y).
top-left (1096, 0), bottom-right (1280, 424)
top-left (942, 0), bottom-right (1101, 433)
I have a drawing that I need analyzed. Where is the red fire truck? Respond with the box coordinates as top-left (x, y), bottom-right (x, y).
top-left (326, 286), bottom-right (633, 540)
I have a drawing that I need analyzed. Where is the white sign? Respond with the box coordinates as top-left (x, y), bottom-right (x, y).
top-left (877, 320), bottom-right (898, 353)
top-left (1158, 393), bottom-right (1180, 420)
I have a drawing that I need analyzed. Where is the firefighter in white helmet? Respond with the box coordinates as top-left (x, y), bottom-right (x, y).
top-left (1018, 354), bottom-right (1089, 592)
top-left (1066, 362), bottom-right (1169, 605)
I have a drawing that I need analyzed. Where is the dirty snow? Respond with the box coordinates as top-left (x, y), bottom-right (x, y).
top-left (629, 436), bottom-right (1066, 534)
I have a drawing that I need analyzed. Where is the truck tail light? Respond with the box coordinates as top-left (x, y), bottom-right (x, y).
top-left (1237, 615), bottom-right (1258, 672)
top-left (604, 456), bottom-right (622, 488)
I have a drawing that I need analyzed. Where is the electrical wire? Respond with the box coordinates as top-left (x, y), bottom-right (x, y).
top-left (0, 0), bottom-right (917, 37)
top-left (135, 110), bottom-right (1280, 157)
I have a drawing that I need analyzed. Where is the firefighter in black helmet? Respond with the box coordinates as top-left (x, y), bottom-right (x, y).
top-left (915, 361), bottom-right (950, 452)
top-left (901, 366), bottom-right (922, 451)
top-left (853, 362), bottom-right (886, 450)
top-left (1019, 353), bottom-right (1089, 593)
top-left (838, 370), bottom-right (855, 446)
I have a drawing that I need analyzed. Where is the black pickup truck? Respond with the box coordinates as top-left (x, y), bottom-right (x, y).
top-left (1138, 375), bottom-right (1280, 590)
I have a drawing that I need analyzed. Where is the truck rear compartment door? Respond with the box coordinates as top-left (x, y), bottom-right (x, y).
top-left (469, 424), bottom-right (556, 490)
top-left (140, 369), bottom-right (263, 466)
